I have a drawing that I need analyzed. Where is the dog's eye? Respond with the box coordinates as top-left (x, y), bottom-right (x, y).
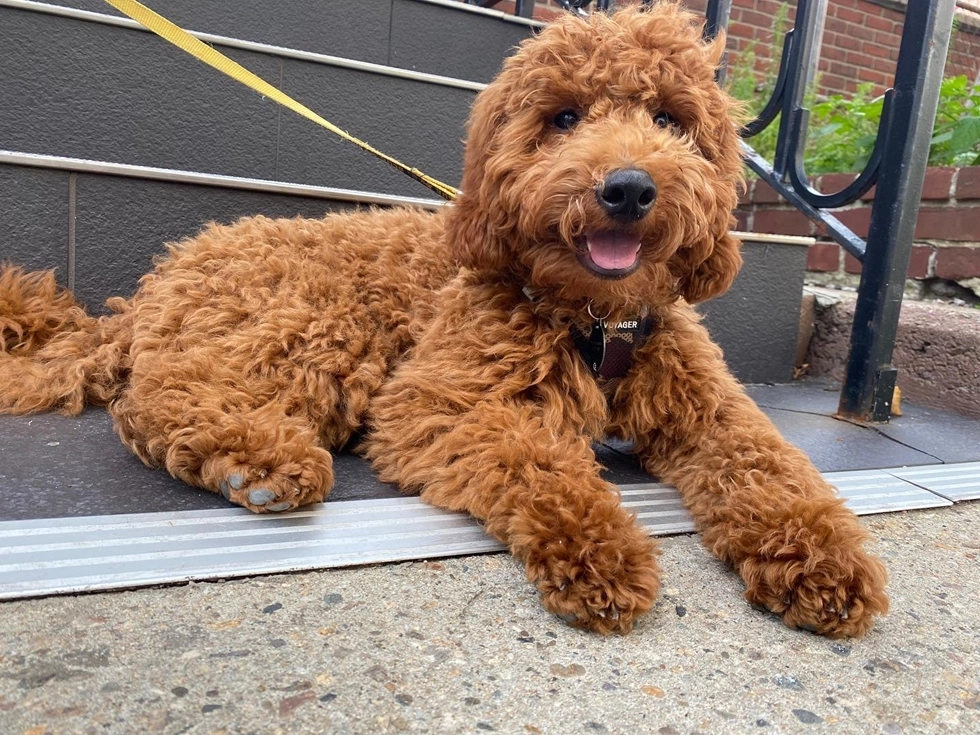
top-left (653, 111), bottom-right (678, 129)
top-left (553, 109), bottom-right (580, 131)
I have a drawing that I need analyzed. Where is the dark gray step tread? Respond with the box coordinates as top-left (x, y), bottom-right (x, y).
top-left (43, 0), bottom-right (534, 82)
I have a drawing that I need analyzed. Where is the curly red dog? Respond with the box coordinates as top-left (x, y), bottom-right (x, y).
top-left (0, 3), bottom-right (887, 636)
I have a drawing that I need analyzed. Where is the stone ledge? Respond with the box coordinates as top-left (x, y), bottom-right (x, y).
top-left (800, 287), bottom-right (980, 419)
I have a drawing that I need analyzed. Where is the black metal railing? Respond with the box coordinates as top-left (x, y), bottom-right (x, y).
top-left (464, 1), bottom-right (612, 17)
top-left (702, 0), bottom-right (956, 422)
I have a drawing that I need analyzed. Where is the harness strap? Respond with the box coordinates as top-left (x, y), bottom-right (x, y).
top-left (571, 311), bottom-right (656, 380)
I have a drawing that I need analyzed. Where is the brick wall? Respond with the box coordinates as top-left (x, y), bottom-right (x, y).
top-left (489, 1), bottom-right (980, 97)
top-left (736, 166), bottom-right (980, 298)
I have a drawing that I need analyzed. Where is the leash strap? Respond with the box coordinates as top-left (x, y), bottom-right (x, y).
top-left (103, 0), bottom-right (459, 201)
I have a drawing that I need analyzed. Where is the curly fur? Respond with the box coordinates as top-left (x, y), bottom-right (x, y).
top-left (0, 3), bottom-right (886, 636)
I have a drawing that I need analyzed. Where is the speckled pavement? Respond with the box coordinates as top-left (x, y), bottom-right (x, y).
top-left (1, 502), bottom-right (978, 734)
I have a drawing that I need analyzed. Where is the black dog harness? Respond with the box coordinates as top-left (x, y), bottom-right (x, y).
top-left (571, 308), bottom-right (655, 380)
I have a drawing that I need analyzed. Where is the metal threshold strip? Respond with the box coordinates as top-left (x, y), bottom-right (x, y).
top-left (0, 462), bottom-right (976, 601)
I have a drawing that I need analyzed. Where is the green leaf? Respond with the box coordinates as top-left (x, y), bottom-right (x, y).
top-left (949, 117), bottom-right (980, 157)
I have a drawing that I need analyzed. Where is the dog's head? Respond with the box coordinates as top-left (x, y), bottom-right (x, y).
top-left (446, 2), bottom-right (744, 309)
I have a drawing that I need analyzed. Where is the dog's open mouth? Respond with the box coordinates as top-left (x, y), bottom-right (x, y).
top-left (576, 229), bottom-right (642, 279)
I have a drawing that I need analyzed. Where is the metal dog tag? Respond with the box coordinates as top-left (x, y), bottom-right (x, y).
top-left (572, 318), bottom-right (606, 375)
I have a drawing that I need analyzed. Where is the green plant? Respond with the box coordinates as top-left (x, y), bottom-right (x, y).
top-left (930, 75), bottom-right (980, 167)
top-left (806, 84), bottom-right (883, 174)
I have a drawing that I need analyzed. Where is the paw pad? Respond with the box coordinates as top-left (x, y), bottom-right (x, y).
top-left (248, 488), bottom-right (277, 505)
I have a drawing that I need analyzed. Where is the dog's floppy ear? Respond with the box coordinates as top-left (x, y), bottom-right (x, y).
top-left (672, 221), bottom-right (743, 304)
top-left (445, 79), bottom-right (511, 272)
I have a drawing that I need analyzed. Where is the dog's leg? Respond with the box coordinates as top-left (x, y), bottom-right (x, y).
top-left (612, 310), bottom-right (888, 638)
top-left (110, 355), bottom-right (334, 513)
top-left (368, 400), bottom-right (661, 634)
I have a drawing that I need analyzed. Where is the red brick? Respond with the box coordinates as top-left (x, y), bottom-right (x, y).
top-left (835, 6), bottom-right (864, 25)
top-left (836, 207), bottom-right (872, 239)
top-left (734, 210), bottom-right (750, 231)
top-left (819, 73), bottom-right (852, 96)
top-left (935, 247), bottom-right (980, 280)
top-left (956, 167), bottom-right (980, 200)
top-left (728, 22), bottom-right (758, 42)
top-left (806, 242), bottom-right (841, 272)
top-left (752, 180), bottom-right (785, 204)
top-left (866, 13), bottom-right (896, 34)
top-left (915, 206), bottom-right (980, 241)
top-left (738, 180), bottom-right (754, 206)
top-left (822, 45), bottom-right (846, 62)
top-left (824, 18), bottom-right (850, 37)
top-left (920, 168), bottom-right (954, 200)
top-left (862, 42), bottom-right (893, 60)
top-left (737, 9), bottom-right (779, 31)
top-left (811, 173), bottom-right (876, 202)
top-left (751, 209), bottom-right (813, 237)
top-left (856, 67), bottom-right (889, 88)
top-left (873, 30), bottom-right (901, 49)
top-left (835, 33), bottom-right (860, 52)
top-left (752, 0), bottom-right (785, 15)
top-left (907, 245), bottom-right (933, 278)
top-left (844, 252), bottom-right (863, 274)
top-left (872, 57), bottom-right (895, 75)
top-left (818, 173), bottom-right (858, 194)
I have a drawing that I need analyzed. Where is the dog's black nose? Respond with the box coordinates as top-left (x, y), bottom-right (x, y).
top-left (596, 169), bottom-right (658, 223)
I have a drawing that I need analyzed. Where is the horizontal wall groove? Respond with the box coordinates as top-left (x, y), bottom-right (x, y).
top-left (0, 149), bottom-right (445, 209)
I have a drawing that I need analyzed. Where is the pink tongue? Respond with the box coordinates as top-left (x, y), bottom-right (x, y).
top-left (586, 230), bottom-right (641, 270)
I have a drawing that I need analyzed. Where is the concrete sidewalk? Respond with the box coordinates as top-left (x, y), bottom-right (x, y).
top-left (2, 502), bottom-right (978, 734)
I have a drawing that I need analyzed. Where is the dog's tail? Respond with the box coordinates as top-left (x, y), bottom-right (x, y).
top-left (0, 266), bottom-right (132, 414)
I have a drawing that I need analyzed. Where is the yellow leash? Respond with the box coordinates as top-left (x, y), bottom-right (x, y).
top-left (103, 0), bottom-right (459, 201)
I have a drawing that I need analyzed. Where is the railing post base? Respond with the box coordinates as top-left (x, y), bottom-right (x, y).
top-left (836, 366), bottom-right (897, 424)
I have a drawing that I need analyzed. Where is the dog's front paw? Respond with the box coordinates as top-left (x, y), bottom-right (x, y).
top-left (525, 523), bottom-right (661, 635)
top-left (202, 449), bottom-right (333, 513)
top-left (739, 521), bottom-right (889, 638)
